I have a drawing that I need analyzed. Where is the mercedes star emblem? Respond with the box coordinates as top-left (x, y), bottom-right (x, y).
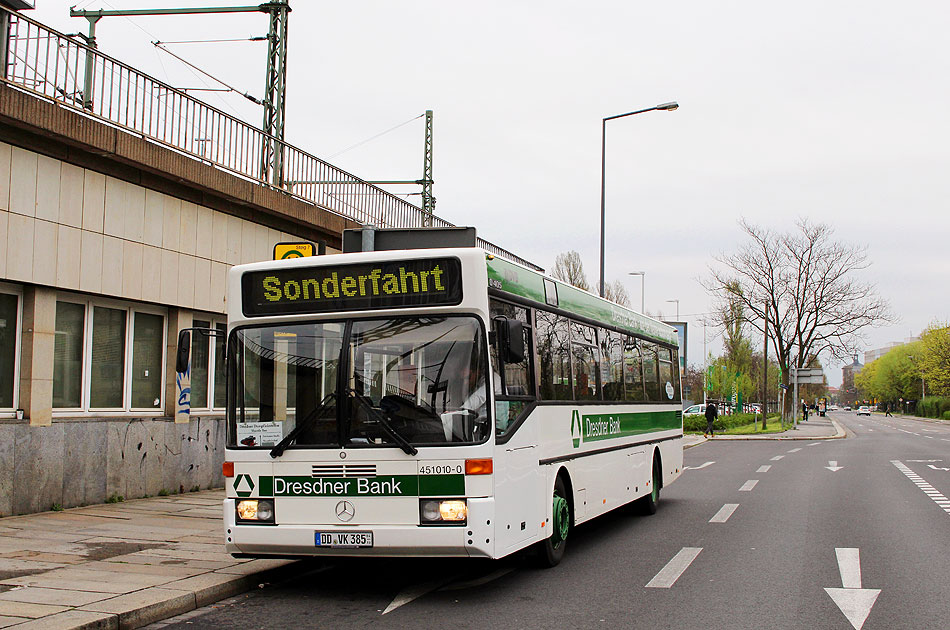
top-left (335, 500), bottom-right (355, 522)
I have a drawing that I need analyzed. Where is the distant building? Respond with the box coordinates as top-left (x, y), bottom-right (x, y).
top-left (841, 356), bottom-right (863, 406)
top-left (864, 335), bottom-right (920, 364)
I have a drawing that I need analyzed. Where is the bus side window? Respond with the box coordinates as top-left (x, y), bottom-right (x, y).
top-left (624, 337), bottom-right (645, 401)
top-left (536, 310), bottom-right (571, 401)
top-left (600, 328), bottom-right (624, 402)
top-left (570, 321), bottom-right (599, 401)
top-left (641, 341), bottom-right (660, 401)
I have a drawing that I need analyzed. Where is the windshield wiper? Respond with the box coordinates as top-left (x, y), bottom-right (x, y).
top-left (346, 388), bottom-right (418, 456)
top-left (270, 393), bottom-right (337, 458)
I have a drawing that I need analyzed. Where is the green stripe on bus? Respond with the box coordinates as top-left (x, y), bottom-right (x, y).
top-left (252, 474), bottom-right (465, 497)
top-left (581, 411), bottom-right (681, 443)
top-left (419, 474), bottom-right (465, 496)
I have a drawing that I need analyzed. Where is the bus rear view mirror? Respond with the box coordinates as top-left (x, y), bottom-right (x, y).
top-left (495, 317), bottom-right (525, 364)
top-left (176, 330), bottom-right (191, 374)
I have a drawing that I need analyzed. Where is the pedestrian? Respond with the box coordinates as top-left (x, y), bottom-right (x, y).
top-left (802, 400), bottom-right (808, 422)
top-left (884, 402), bottom-right (892, 417)
top-left (704, 401), bottom-right (718, 438)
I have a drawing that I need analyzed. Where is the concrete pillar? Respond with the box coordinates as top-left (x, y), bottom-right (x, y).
top-left (164, 308), bottom-right (192, 422)
top-left (19, 286), bottom-right (56, 426)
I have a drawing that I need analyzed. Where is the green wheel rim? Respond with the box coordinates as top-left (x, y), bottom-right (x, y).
top-left (552, 493), bottom-right (569, 547)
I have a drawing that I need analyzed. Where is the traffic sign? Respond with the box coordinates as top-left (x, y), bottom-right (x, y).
top-left (274, 241), bottom-right (317, 260)
top-left (791, 367), bottom-right (825, 384)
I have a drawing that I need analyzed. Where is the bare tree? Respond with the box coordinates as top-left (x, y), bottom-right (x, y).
top-left (602, 280), bottom-right (630, 307)
top-left (552, 251), bottom-right (591, 292)
top-left (705, 218), bottom-right (892, 414)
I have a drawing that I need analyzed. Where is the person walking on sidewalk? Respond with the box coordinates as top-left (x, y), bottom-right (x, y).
top-left (802, 400), bottom-right (808, 422)
top-left (884, 402), bottom-right (892, 417)
top-left (704, 401), bottom-right (718, 438)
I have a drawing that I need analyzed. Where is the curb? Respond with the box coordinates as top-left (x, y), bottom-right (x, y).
top-left (18, 560), bottom-right (309, 630)
top-left (684, 418), bottom-right (845, 445)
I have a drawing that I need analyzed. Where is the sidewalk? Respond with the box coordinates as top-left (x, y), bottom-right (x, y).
top-left (0, 491), bottom-right (298, 630)
top-left (684, 415), bottom-right (844, 449)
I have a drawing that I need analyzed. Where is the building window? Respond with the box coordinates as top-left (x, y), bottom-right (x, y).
top-left (191, 318), bottom-right (226, 410)
top-left (53, 301), bottom-right (85, 408)
top-left (131, 312), bottom-right (164, 409)
top-left (52, 296), bottom-right (166, 413)
top-left (0, 289), bottom-right (20, 410)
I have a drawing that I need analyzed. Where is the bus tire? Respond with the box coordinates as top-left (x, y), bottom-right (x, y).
top-left (637, 455), bottom-right (661, 515)
top-left (537, 475), bottom-right (571, 567)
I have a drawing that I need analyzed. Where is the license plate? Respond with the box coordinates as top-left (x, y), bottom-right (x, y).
top-left (315, 531), bottom-right (374, 548)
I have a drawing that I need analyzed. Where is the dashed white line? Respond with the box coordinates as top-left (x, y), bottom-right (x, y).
top-left (646, 547), bottom-right (703, 588)
top-left (788, 448), bottom-right (802, 453)
top-left (739, 480), bottom-right (759, 492)
top-left (892, 460), bottom-right (950, 516)
top-left (709, 504), bottom-right (739, 523)
top-left (757, 465), bottom-right (771, 473)
top-left (770, 455), bottom-right (784, 461)
top-left (809, 442), bottom-right (821, 446)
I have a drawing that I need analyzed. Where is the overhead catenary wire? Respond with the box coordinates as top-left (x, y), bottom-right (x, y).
top-left (152, 41), bottom-right (263, 106)
top-left (329, 114), bottom-right (425, 159)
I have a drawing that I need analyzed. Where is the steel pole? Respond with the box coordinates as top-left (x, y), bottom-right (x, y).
top-left (599, 118), bottom-right (606, 297)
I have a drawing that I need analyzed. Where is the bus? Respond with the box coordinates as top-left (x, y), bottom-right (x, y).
top-left (178, 230), bottom-right (683, 566)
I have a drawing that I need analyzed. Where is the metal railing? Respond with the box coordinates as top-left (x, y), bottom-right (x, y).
top-left (0, 7), bottom-right (540, 270)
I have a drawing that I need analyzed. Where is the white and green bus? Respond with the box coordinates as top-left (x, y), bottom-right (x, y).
top-left (180, 231), bottom-right (683, 566)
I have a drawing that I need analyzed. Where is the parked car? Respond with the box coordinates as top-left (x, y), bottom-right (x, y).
top-left (856, 406), bottom-right (871, 416)
top-left (843, 406), bottom-right (852, 411)
top-left (684, 404), bottom-right (705, 415)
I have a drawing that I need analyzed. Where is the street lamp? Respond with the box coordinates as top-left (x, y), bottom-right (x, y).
top-left (599, 101), bottom-right (678, 297)
top-left (628, 271), bottom-right (645, 313)
top-left (665, 299), bottom-right (679, 320)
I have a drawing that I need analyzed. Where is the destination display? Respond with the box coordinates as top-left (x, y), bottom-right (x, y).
top-left (242, 257), bottom-right (462, 316)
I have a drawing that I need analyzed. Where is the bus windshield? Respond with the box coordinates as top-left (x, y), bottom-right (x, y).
top-left (228, 316), bottom-right (489, 449)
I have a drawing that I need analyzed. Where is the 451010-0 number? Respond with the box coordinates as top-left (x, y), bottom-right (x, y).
top-left (419, 464), bottom-right (462, 475)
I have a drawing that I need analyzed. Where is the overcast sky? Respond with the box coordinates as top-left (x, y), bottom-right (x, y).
top-left (27, 1), bottom-right (950, 385)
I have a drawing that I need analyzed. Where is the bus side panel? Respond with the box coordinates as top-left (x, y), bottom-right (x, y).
top-left (493, 414), bottom-right (543, 557)
top-left (657, 438), bottom-right (684, 488)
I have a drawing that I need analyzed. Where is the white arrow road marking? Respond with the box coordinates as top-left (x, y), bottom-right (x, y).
top-left (824, 548), bottom-right (880, 630)
top-left (739, 480), bottom-right (758, 491)
top-left (928, 464), bottom-right (950, 471)
top-left (757, 465), bottom-right (772, 473)
top-left (892, 460), bottom-right (950, 516)
top-left (788, 447), bottom-right (802, 453)
top-left (683, 461), bottom-right (715, 470)
top-left (646, 547), bottom-right (702, 588)
top-left (770, 455), bottom-right (784, 461)
top-left (439, 567), bottom-right (515, 591)
top-left (826, 460), bottom-right (843, 472)
top-left (709, 504), bottom-right (739, 523)
top-left (383, 576), bottom-right (457, 614)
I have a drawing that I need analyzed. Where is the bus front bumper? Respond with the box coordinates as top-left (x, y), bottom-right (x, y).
top-left (224, 497), bottom-right (496, 559)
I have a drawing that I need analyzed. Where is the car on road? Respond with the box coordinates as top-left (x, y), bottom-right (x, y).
top-left (856, 406), bottom-right (871, 416)
top-left (843, 406), bottom-right (852, 411)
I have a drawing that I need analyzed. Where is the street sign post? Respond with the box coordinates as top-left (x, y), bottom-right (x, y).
top-left (791, 367), bottom-right (825, 426)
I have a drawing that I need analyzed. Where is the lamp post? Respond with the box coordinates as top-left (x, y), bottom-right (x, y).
top-left (599, 101), bottom-right (678, 297)
top-left (665, 299), bottom-right (679, 320)
top-left (628, 271), bottom-right (645, 313)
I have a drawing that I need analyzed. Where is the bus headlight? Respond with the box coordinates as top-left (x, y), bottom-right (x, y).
top-left (236, 499), bottom-right (275, 524)
top-left (419, 499), bottom-right (467, 525)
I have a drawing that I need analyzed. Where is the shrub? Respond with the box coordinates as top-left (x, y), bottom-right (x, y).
top-left (105, 493), bottom-right (124, 503)
top-left (917, 396), bottom-right (950, 420)
top-left (684, 412), bottom-right (776, 432)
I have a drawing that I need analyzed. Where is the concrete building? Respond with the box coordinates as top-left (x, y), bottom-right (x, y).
top-left (0, 5), bottom-right (529, 515)
top-left (840, 357), bottom-right (863, 407)
top-left (863, 335), bottom-right (920, 365)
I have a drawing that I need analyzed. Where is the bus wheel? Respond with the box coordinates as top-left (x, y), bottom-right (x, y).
top-left (538, 476), bottom-right (571, 567)
top-left (638, 456), bottom-right (661, 515)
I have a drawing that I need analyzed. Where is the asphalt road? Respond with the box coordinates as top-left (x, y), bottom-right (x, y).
top-left (150, 412), bottom-right (950, 629)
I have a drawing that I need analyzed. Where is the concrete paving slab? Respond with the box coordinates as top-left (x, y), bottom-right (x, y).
top-left (213, 559), bottom-right (294, 576)
top-left (104, 554), bottom-right (235, 571)
top-left (0, 599), bottom-right (70, 618)
top-left (159, 572), bottom-right (254, 608)
top-left (81, 561), bottom-right (206, 579)
top-left (0, 615), bottom-right (31, 628)
top-left (0, 587), bottom-right (115, 606)
top-left (79, 587), bottom-right (196, 629)
top-left (1, 609), bottom-right (118, 629)
top-left (0, 558), bottom-right (69, 573)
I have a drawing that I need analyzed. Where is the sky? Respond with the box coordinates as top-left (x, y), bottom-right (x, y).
top-left (23, 0), bottom-right (950, 386)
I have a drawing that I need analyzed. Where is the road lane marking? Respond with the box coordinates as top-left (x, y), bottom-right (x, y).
top-left (824, 547), bottom-right (881, 630)
top-left (739, 480), bottom-right (758, 491)
top-left (924, 435), bottom-right (934, 439)
top-left (788, 447), bottom-right (802, 453)
top-left (808, 442), bottom-right (821, 446)
top-left (684, 461), bottom-right (715, 470)
top-left (383, 576), bottom-right (457, 614)
top-left (440, 567), bottom-right (516, 591)
top-left (930, 465), bottom-right (950, 471)
top-left (645, 547), bottom-right (702, 588)
top-left (826, 460), bottom-right (843, 472)
top-left (891, 460), bottom-right (950, 516)
top-left (757, 465), bottom-right (771, 473)
top-left (709, 504), bottom-right (739, 523)
top-left (770, 455), bottom-right (784, 461)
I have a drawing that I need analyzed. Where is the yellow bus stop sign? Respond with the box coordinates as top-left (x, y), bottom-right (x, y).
top-left (274, 242), bottom-right (316, 260)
